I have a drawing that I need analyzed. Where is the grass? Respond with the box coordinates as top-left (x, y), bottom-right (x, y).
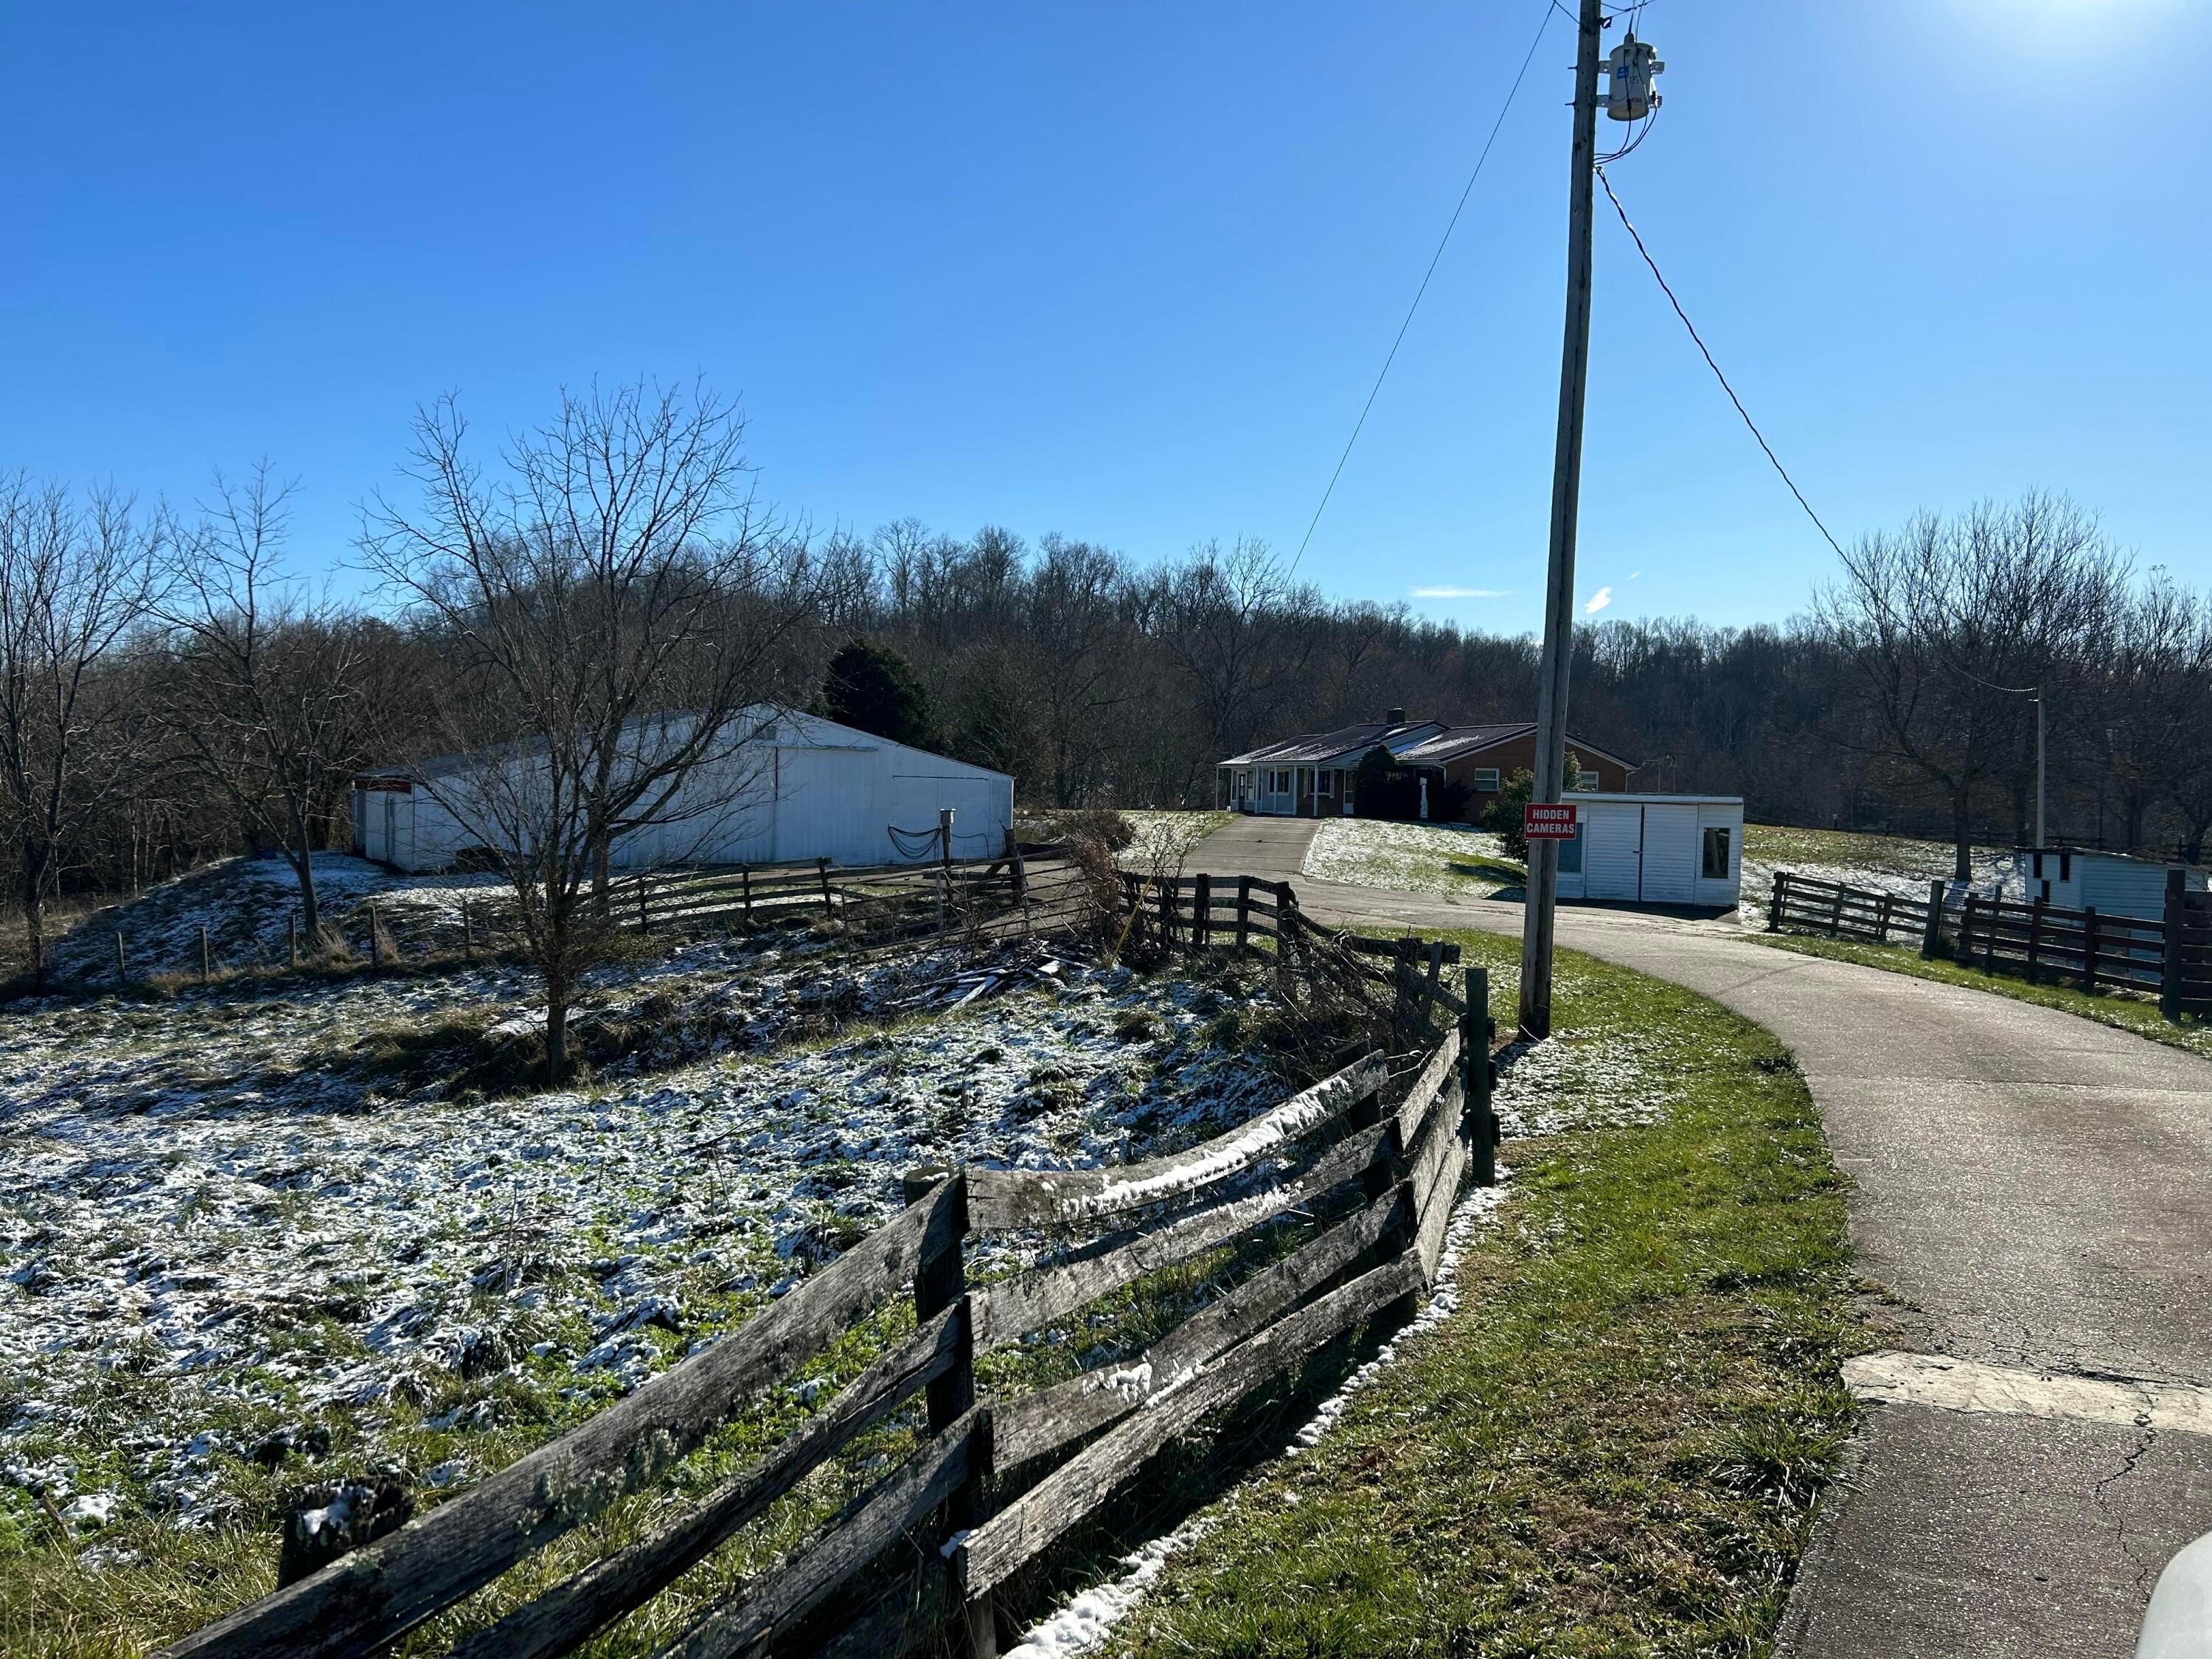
top-left (1302, 820), bottom-right (1524, 900)
top-left (1108, 929), bottom-right (1863, 1658)
top-left (1741, 823), bottom-right (1994, 880)
top-left (1749, 926), bottom-right (2212, 1062)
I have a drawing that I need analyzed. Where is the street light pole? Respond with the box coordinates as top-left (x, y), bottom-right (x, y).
top-left (1519, 0), bottom-right (1606, 1041)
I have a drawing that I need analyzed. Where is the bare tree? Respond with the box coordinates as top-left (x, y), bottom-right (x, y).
top-left (1152, 538), bottom-right (1322, 798)
top-left (361, 381), bottom-right (829, 1078)
top-left (0, 476), bottom-right (164, 980)
top-left (1817, 493), bottom-right (2125, 878)
top-left (156, 463), bottom-right (383, 939)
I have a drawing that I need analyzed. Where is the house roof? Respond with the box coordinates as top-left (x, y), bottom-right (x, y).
top-left (1397, 723), bottom-right (1641, 772)
top-left (1220, 720), bottom-right (1444, 767)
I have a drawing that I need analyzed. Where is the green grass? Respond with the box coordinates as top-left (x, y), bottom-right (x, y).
top-left (1749, 928), bottom-right (2212, 1062)
top-left (1110, 931), bottom-right (1862, 1658)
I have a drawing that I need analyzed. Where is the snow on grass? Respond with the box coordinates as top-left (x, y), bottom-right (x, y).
top-left (1301, 819), bottom-right (1518, 898)
top-left (1121, 812), bottom-right (1232, 870)
top-left (1737, 825), bottom-right (2022, 928)
top-left (50, 853), bottom-right (506, 980)
top-left (0, 931), bottom-right (1285, 1540)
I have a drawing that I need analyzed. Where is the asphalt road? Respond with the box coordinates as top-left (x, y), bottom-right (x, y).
top-left (1194, 815), bottom-right (2212, 1656)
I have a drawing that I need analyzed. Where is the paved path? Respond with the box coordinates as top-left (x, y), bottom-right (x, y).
top-left (1191, 818), bottom-right (2212, 1655)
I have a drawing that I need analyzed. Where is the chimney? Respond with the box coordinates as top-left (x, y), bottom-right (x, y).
top-left (1386, 706), bottom-right (1406, 725)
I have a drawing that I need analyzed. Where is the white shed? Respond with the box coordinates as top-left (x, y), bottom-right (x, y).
top-left (2023, 848), bottom-right (2208, 920)
top-left (1553, 794), bottom-right (1744, 908)
top-left (353, 709), bottom-right (1014, 875)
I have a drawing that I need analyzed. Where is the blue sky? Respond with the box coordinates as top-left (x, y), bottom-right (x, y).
top-left (1, 1), bottom-right (2198, 635)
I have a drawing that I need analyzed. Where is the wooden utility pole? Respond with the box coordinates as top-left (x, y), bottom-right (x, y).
top-left (1519, 0), bottom-right (1606, 1041)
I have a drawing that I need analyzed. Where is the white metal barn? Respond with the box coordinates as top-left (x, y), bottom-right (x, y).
top-left (2023, 847), bottom-right (2209, 919)
top-left (353, 709), bottom-right (1014, 874)
top-left (1552, 794), bottom-right (1745, 908)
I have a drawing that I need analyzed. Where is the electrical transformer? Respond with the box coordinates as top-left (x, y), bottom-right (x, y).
top-left (1605, 34), bottom-right (1664, 122)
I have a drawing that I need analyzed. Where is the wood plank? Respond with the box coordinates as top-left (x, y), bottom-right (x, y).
top-left (1394, 1032), bottom-right (1459, 1149)
top-left (966, 1054), bottom-right (1386, 1229)
top-left (992, 1187), bottom-right (1411, 1472)
top-left (1414, 1136), bottom-right (1469, 1284)
top-left (159, 1183), bottom-right (962, 1659)
top-left (449, 1307), bottom-right (964, 1659)
top-left (971, 1121), bottom-right (1393, 1352)
top-left (655, 1413), bottom-right (983, 1659)
top-left (965, 1251), bottom-right (1425, 1596)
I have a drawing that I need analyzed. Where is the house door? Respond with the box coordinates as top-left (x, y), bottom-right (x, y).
top-left (1259, 768), bottom-right (1295, 815)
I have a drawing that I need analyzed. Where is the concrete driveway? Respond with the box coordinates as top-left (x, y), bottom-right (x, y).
top-left (1192, 820), bottom-right (2212, 1656)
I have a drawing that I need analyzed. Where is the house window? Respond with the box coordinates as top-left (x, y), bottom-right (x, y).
top-left (1472, 768), bottom-right (1501, 793)
top-left (1267, 768), bottom-right (1293, 795)
top-left (1702, 826), bottom-right (1731, 879)
top-left (1559, 824), bottom-right (1585, 874)
top-left (1571, 773), bottom-right (1600, 791)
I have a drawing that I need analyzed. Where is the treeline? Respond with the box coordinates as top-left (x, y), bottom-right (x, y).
top-left (4, 377), bottom-right (2205, 975)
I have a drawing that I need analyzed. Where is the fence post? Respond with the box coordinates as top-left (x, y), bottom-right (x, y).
top-left (1921, 880), bottom-right (1945, 958)
top-left (2025, 895), bottom-right (2045, 984)
top-left (1236, 875), bottom-right (1252, 950)
top-left (1767, 869), bottom-right (1785, 931)
top-left (114, 931), bottom-right (128, 990)
top-left (369, 902), bottom-right (383, 967)
top-left (2082, 905), bottom-right (2100, 994)
top-left (2162, 868), bottom-right (2185, 1022)
top-left (288, 911), bottom-right (299, 969)
top-left (1155, 876), bottom-right (1175, 951)
top-left (1827, 884), bottom-right (1844, 938)
top-left (816, 858), bottom-right (834, 917)
top-left (1464, 965), bottom-right (1495, 1187)
top-left (638, 875), bottom-right (650, 935)
top-left (1876, 894), bottom-right (1893, 945)
top-left (1192, 873), bottom-right (1211, 950)
top-left (199, 925), bottom-right (211, 984)
top-left (461, 897), bottom-right (473, 961)
top-left (903, 1169), bottom-right (996, 1658)
top-left (742, 866), bottom-right (753, 924)
top-left (1389, 938), bottom-right (1419, 1055)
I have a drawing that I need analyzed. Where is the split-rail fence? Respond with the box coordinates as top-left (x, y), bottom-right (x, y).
top-left (159, 880), bottom-right (1496, 1659)
top-left (1767, 866), bottom-right (2212, 1019)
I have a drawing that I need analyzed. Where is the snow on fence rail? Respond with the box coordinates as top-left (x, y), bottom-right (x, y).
top-left (1767, 867), bottom-right (2212, 1019)
top-left (156, 882), bottom-right (1497, 1659)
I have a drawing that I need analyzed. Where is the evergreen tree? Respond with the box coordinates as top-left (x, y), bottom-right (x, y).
top-left (813, 638), bottom-right (943, 750)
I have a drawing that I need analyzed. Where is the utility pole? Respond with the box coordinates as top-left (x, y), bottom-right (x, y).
top-left (1519, 0), bottom-right (1607, 1040)
top-left (2035, 689), bottom-right (2047, 850)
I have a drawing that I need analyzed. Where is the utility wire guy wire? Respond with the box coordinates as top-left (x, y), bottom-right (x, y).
top-left (1287, 0), bottom-right (1557, 578)
top-left (1595, 163), bottom-right (1849, 563)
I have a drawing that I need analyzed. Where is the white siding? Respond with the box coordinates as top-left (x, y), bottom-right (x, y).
top-left (1639, 805), bottom-right (1699, 903)
top-left (1695, 803), bottom-right (1745, 906)
top-left (773, 745), bottom-right (883, 866)
top-left (1582, 802), bottom-right (1644, 901)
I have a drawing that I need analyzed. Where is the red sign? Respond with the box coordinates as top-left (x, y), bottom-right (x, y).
top-left (1523, 802), bottom-right (1580, 839)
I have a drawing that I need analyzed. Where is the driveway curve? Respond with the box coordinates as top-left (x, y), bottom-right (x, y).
top-left (1192, 818), bottom-right (2212, 1656)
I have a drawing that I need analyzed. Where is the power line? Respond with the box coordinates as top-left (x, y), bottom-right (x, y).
top-left (1287, 1), bottom-right (1558, 577)
top-left (1594, 164), bottom-right (1849, 562)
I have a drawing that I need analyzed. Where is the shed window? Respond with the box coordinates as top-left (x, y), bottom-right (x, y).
top-left (1702, 826), bottom-right (1732, 879)
top-left (1559, 824), bottom-right (1585, 874)
top-left (1471, 768), bottom-right (1501, 793)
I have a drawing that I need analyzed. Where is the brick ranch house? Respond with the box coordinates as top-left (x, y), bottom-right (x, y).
top-left (1216, 711), bottom-right (1640, 817)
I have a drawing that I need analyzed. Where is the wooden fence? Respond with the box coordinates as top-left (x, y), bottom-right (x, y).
top-left (1766, 867), bottom-right (2212, 1019)
top-left (160, 887), bottom-right (1497, 1659)
top-left (97, 846), bottom-right (1082, 987)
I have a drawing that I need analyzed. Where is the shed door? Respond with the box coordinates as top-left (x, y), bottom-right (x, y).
top-left (1640, 805), bottom-right (1699, 903)
top-left (1582, 807), bottom-right (1642, 900)
top-left (381, 794), bottom-right (397, 866)
top-left (773, 747), bottom-right (882, 866)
